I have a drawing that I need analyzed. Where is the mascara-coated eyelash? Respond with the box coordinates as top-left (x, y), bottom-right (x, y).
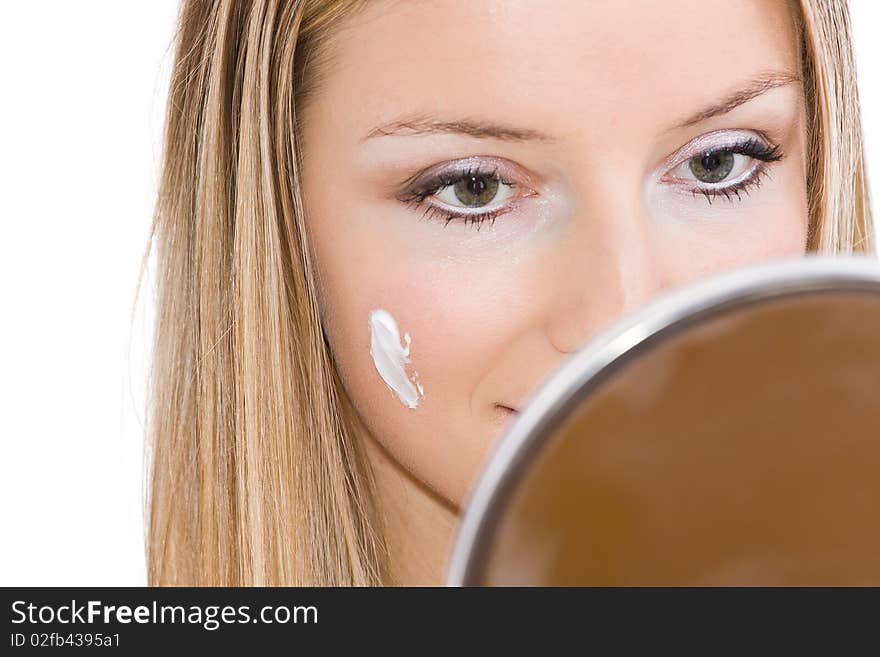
top-left (669, 136), bottom-right (785, 206)
top-left (397, 135), bottom-right (786, 229)
top-left (396, 163), bottom-right (527, 231)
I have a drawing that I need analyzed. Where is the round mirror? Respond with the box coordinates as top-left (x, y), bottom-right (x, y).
top-left (447, 255), bottom-right (880, 586)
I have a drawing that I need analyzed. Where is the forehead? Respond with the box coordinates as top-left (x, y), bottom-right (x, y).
top-left (307, 0), bottom-right (801, 143)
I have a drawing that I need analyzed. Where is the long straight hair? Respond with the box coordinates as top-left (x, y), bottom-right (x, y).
top-left (145, 0), bottom-right (381, 586)
top-left (145, 0), bottom-right (876, 586)
top-left (798, 0), bottom-right (875, 252)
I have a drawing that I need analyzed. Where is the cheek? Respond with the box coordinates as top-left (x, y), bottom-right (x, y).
top-left (741, 161), bottom-right (810, 258)
top-left (662, 166), bottom-right (809, 279)
top-left (735, 152), bottom-right (811, 258)
top-left (318, 235), bottom-right (522, 505)
top-left (732, 177), bottom-right (810, 263)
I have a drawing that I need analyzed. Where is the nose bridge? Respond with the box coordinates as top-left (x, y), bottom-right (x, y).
top-left (546, 172), bottom-right (665, 353)
top-left (611, 202), bottom-right (661, 313)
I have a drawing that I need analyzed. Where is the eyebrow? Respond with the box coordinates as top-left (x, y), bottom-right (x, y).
top-left (360, 113), bottom-right (555, 143)
top-left (360, 69), bottom-right (803, 143)
top-left (670, 69), bottom-right (803, 129)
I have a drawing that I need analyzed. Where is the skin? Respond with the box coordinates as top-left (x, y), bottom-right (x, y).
top-left (299, 0), bottom-right (809, 585)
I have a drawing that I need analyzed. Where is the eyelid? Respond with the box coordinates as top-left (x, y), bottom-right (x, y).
top-left (415, 177), bottom-right (538, 218)
top-left (656, 128), bottom-right (771, 175)
top-left (398, 155), bottom-right (539, 199)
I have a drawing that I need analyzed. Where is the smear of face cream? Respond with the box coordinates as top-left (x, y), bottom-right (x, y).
top-left (369, 308), bottom-right (425, 409)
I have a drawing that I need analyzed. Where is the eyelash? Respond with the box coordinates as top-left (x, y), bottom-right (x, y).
top-left (398, 137), bottom-right (785, 230)
top-left (397, 164), bottom-right (516, 231)
top-left (680, 137), bottom-right (784, 205)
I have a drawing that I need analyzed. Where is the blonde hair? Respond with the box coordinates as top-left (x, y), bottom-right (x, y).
top-left (798, 0), bottom-right (875, 252)
top-left (145, 0), bottom-right (876, 586)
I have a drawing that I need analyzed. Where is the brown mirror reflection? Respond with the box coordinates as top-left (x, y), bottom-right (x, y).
top-left (458, 278), bottom-right (880, 585)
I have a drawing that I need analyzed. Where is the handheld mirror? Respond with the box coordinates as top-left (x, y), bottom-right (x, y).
top-left (447, 255), bottom-right (880, 586)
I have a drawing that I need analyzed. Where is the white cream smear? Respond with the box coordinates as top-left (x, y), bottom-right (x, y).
top-left (369, 308), bottom-right (425, 409)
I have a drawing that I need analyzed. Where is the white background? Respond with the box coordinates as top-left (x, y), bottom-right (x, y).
top-left (0, 1), bottom-right (877, 585)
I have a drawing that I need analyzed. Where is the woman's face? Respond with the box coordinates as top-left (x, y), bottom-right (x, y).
top-left (300, 0), bottom-right (808, 507)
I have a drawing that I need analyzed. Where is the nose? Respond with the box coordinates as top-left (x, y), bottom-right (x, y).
top-left (545, 182), bottom-right (669, 354)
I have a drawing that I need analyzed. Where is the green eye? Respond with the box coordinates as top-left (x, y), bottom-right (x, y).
top-left (689, 150), bottom-right (736, 183)
top-left (397, 160), bottom-right (523, 230)
top-left (452, 174), bottom-right (501, 207)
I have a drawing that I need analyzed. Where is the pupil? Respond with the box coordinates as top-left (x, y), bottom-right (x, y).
top-left (702, 153), bottom-right (721, 171)
top-left (468, 176), bottom-right (486, 196)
